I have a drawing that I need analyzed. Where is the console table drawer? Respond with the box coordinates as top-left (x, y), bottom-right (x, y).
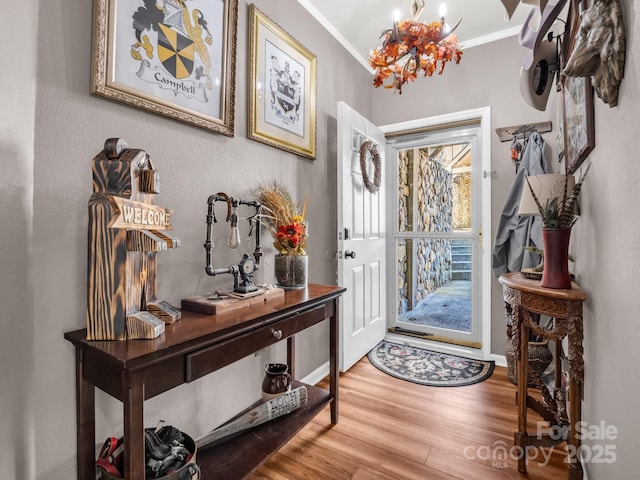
top-left (186, 305), bottom-right (326, 382)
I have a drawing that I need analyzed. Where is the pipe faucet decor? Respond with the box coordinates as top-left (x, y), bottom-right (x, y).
top-left (204, 193), bottom-right (263, 294)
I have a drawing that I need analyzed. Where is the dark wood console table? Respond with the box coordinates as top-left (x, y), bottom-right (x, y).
top-left (64, 284), bottom-right (345, 480)
top-left (499, 272), bottom-right (586, 480)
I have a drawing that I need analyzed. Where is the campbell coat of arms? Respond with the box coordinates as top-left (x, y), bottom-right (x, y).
top-left (129, 0), bottom-right (214, 101)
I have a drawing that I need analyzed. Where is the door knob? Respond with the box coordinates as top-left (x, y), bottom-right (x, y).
top-left (344, 250), bottom-right (356, 259)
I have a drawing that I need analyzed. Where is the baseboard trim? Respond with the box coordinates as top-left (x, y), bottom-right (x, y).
top-left (301, 361), bottom-right (330, 386)
top-left (491, 354), bottom-right (507, 367)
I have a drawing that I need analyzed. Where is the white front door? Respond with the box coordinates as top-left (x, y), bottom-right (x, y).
top-left (337, 101), bottom-right (386, 371)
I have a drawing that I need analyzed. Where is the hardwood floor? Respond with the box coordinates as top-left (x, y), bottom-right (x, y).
top-left (250, 358), bottom-right (570, 480)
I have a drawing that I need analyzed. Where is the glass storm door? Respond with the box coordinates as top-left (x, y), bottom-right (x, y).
top-left (389, 126), bottom-right (483, 348)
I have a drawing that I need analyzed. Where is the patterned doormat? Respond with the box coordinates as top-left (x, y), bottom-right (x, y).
top-left (367, 340), bottom-right (495, 387)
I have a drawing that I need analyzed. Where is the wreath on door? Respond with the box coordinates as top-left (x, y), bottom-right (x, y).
top-left (359, 140), bottom-right (382, 193)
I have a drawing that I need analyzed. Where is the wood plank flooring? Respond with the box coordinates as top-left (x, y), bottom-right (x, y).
top-left (250, 357), bottom-right (570, 480)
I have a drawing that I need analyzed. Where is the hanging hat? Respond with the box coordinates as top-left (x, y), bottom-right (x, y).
top-left (499, 0), bottom-right (521, 20)
top-left (500, 0), bottom-right (550, 21)
top-left (519, 38), bottom-right (558, 111)
top-left (519, 0), bottom-right (567, 68)
top-left (522, 0), bottom-right (550, 13)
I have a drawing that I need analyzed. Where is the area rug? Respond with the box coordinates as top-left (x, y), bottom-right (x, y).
top-left (367, 340), bottom-right (494, 387)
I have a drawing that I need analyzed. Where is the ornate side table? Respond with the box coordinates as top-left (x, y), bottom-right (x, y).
top-left (499, 272), bottom-right (587, 480)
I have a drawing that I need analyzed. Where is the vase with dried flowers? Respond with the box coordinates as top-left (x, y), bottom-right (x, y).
top-left (257, 183), bottom-right (308, 289)
top-left (522, 164), bottom-right (591, 288)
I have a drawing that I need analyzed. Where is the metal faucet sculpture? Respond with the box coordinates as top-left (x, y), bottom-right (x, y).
top-left (204, 193), bottom-right (263, 294)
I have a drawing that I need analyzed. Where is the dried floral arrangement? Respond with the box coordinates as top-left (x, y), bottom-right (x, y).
top-left (256, 183), bottom-right (308, 255)
top-left (369, 20), bottom-right (463, 94)
top-left (525, 164), bottom-right (591, 229)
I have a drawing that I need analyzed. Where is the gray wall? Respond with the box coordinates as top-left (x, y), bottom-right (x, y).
top-left (0, 2), bottom-right (37, 480)
top-left (2, 0), bottom-right (639, 478)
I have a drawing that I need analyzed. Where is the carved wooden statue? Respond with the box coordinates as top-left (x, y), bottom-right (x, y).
top-left (86, 138), bottom-right (181, 340)
top-left (563, 0), bottom-right (626, 107)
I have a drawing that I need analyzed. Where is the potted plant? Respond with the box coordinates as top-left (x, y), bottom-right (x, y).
top-left (256, 183), bottom-right (308, 289)
top-left (523, 164), bottom-right (590, 289)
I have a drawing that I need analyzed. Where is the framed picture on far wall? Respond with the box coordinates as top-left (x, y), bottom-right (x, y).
top-left (562, 0), bottom-right (595, 173)
top-left (562, 75), bottom-right (595, 173)
top-left (248, 5), bottom-right (317, 159)
top-left (91, 0), bottom-right (238, 136)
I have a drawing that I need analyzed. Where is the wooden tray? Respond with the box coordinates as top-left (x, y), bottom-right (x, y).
top-left (181, 287), bottom-right (285, 315)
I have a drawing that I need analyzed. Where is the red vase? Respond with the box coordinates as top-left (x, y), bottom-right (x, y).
top-left (541, 228), bottom-right (572, 289)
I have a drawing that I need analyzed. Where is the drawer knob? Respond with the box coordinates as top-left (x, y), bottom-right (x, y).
top-left (272, 329), bottom-right (283, 340)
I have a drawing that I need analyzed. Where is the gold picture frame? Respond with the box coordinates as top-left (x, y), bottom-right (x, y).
top-left (248, 5), bottom-right (317, 159)
top-left (91, 0), bottom-right (238, 136)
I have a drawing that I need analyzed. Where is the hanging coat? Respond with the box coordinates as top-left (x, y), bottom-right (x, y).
top-left (492, 132), bottom-right (548, 277)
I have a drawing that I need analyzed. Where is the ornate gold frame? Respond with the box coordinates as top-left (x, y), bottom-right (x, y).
top-left (91, 0), bottom-right (238, 136)
top-left (247, 5), bottom-right (317, 159)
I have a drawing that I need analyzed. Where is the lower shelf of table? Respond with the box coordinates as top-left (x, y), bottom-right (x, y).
top-left (197, 381), bottom-right (333, 479)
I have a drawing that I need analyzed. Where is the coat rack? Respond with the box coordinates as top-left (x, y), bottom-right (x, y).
top-left (495, 121), bottom-right (552, 142)
top-left (495, 121), bottom-right (552, 174)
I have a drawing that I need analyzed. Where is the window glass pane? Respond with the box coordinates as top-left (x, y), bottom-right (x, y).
top-left (396, 143), bottom-right (472, 234)
top-left (397, 238), bottom-right (472, 333)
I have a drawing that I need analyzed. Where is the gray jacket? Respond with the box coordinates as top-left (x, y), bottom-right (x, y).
top-left (492, 133), bottom-right (548, 277)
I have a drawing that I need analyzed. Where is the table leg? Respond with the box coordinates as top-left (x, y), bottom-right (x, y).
top-left (567, 316), bottom-right (584, 480)
top-left (568, 381), bottom-right (584, 480)
top-left (330, 299), bottom-right (339, 424)
top-left (516, 310), bottom-right (529, 474)
top-left (287, 335), bottom-right (296, 380)
top-left (123, 377), bottom-right (146, 480)
top-left (76, 349), bottom-right (95, 480)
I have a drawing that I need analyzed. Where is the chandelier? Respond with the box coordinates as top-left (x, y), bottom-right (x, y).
top-left (369, 0), bottom-right (463, 94)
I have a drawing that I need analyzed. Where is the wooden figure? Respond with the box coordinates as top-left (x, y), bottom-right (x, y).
top-left (86, 138), bottom-right (181, 340)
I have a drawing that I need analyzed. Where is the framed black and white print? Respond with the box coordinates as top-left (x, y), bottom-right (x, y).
top-left (248, 5), bottom-right (317, 159)
top-left (91, 0), bottom-right (238, 136)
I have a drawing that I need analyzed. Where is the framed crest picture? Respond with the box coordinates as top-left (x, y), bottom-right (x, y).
top-left (248, 5), bottom-right (317, 159)
top-left (91, 0), bottom-right (238, 136)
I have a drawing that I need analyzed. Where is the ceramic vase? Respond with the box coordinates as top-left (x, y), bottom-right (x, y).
top-left (274, 254), bottom-right (308, 289)
top-left (505, 340), bottom-right (553, 387)
top-left (261, 363), bottom-right (292, 402)
top-left (541, 228), bottom-right (572, 289)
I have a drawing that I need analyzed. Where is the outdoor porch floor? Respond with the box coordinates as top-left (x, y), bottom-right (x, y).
top-left (398, 280), bottom-right (472, 333)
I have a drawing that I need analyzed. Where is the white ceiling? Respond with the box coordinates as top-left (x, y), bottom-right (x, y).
top-left (298, 0), bottom-right (534, 70)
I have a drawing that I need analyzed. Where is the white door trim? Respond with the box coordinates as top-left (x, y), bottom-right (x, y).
top-left (380, 107), bottom-right (493, 361)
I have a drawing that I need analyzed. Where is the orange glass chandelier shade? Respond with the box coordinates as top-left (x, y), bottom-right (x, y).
top-left (369, 19), bottom-right (463, 94)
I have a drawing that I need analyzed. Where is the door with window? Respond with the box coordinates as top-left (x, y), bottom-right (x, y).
top-left (388, 125), bottom-right (484, 348)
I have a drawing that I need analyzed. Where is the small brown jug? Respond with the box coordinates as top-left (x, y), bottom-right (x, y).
top-left (261, 363), bottom-right (292, 401)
